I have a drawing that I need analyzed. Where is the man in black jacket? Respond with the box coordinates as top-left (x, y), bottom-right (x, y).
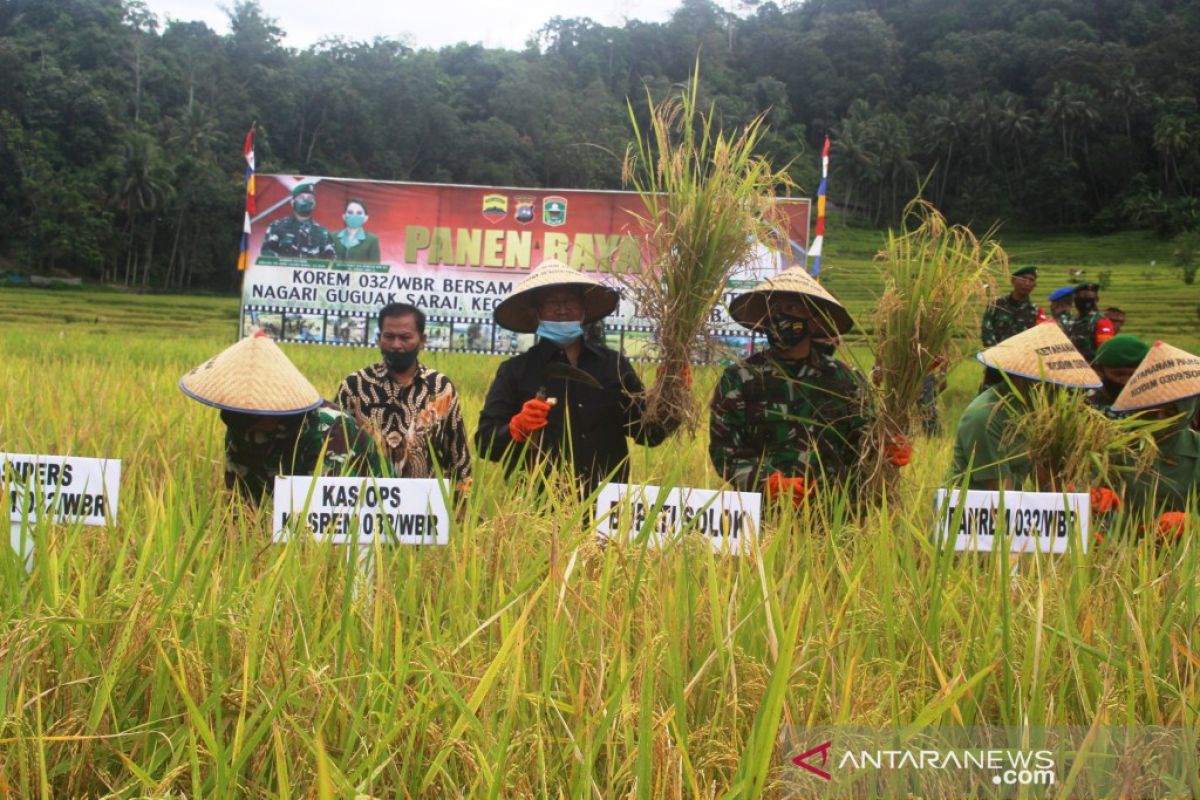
top-left (475, 260), bottom-right (679, 495)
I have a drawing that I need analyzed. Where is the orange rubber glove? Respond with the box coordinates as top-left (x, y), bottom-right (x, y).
top-left (509, 398), bottom-right (553, 443)
top-left (1156, 511), bottom-right (1188, 540)
top-left (1090, 487), bottom-right (1121, 514)
top-left (884, 434), bottom-right (912, 467)
top-left (764, 471), bottom-right (812, 507)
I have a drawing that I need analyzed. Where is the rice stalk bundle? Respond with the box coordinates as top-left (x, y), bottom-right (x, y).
top-left (860, 199), bottom-right (1005, 493)
top-left (1004, 383), bottom-right (1164, 491)
top-left (620, 62), bottom-right (797, 432)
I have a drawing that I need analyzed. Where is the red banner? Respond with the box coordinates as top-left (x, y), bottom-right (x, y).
top-left (240, 175), bottom-right (810, 357)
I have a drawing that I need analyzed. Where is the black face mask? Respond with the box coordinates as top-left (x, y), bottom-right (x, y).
top-left (220, 409), bottom-right (259, 433)
top-left (766, 313), bottom-right (812, 350)
top-left (1075, 296), bottom-right (1096, 315)
top-left (382, 347), bottom-right (418, 373)
top-left (1101, 377), bottom-right (1125, 399)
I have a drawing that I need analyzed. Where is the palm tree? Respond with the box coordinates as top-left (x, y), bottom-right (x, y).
top-left (832, 110), bottom-right (882, 219)
top-left (114, 131), bottom-right (175, 286)
top-left (1153, 115), bottom-right (1191, 192)
top-left (995, 92), bottom-right (1035, 174)
top-left (1110, 67), bottom-right (1149, 142)
top-left (1044, 81), bottom-right (1099, 160)
top-left (919, 96), bottom-right (963, 207)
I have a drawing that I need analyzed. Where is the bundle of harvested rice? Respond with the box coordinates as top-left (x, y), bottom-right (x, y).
top-left (619, 64), bottom-right (796, 431)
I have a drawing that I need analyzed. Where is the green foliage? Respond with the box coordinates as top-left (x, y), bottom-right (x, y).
top-left (2, 0), bottom-right (1200, 286)
top-left (1173, 230), bottom-right (1200, 285)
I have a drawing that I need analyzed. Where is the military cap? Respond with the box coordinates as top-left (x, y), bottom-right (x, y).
top-left (1012, 265), bottom-right (1038, 278)
top-left (1075, 282), bottom-right (1100, 291)
top-left (291, 182), bottom-right (317, 197)
top-left (1047, 286), bottom-right (1075, 302)
top-left (1092, 334), bottom-right (1150, 368)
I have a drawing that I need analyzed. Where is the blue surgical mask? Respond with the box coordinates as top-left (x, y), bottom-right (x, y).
top-left (537, 319), bottom-right (583, 346)
top-left (343, 212), bottom-right (366, 229)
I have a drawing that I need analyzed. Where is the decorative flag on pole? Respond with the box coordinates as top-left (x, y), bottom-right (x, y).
top-left (809, 135), bottom-right (830, 277)
top-left (237, 124), bottom-right (256, 271)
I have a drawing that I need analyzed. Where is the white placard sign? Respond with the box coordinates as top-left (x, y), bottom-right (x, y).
top-left (2, 452), bottom-right (121, 526)
top-left (595, 483), bottom-right (761, 555)
top-left (272, 476), bottom-right (449, 545)
top-left (935, 489), bottom-right (1090, 554)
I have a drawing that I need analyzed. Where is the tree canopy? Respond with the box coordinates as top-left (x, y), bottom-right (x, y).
top-left (1, 0), bottom-right (1198, 290)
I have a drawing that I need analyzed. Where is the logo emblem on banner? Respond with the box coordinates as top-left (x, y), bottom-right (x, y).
top-left (514, 196), bottom-right (535, 224)
top-left (543, 196), bottom-right (568, 226)
top-left (482, 193), bottom-right (508, 222)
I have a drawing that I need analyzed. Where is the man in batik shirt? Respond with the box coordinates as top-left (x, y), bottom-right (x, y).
top-left (337, 303), bottom-right (471, 488)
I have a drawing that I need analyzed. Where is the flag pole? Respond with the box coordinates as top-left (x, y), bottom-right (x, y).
top-left (235, 121), bottom-right (256, 341)
top-left (809, 135), bottom-right (830, 278)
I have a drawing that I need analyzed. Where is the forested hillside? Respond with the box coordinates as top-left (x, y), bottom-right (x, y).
top-left (1, 0), bottom-right (1197, 289)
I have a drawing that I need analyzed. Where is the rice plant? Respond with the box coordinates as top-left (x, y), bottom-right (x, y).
top-left (620, 63), bottom-right (797, 432)
top-left (0, 290), bottom-right (1197, 797)
top-left (860, 199), bottom-right (1005, 491)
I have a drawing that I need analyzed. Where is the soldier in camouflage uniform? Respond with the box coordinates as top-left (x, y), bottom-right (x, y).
top-left (261, 182), bottom-right (337, 260)
top-left (1048, 286), bottom-right (1075, 331)
top-left (180, 332), bottom-right (381, 502)
top-left (220, 402), bottom-right (379, 499)
top-left (1085, 334), bottom-right (1149, 418)
top-left (710, 266), bottom-right (910, 501)
top-left (980, 265), bottom-right (1045, 387)
top-left (1067, 282), bottom-right (1115, 363)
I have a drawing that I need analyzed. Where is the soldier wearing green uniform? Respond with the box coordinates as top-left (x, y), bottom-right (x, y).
top-left (1086, 334), bottom-right (1149, 418)
top-left (180, 332), bottom-right (380, 502)
top-left (709, 266), bottom-right (910, 502)
top-left (951, 323), bottom-right (1101, 490)
top-left (262, 182), bottom-right (337, 260)
top-left (980, 265), bottom-right (1044, 387)
top-left (1048, 286), bottom-right (1075, 332)
top-left (221, 402), bottom-right (379, 498)
top-left (1111, 341), bottom-right (1200, 536)
top-left (1067, 282), bottom-right (1115, 363)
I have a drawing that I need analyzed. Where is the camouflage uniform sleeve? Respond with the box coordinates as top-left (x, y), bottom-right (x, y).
top-left (708, 363), bottom-right (767, 491)
top-left (261, 220), bottom-right (281, 256)
top-left (434, 383), bottom-right (472, 484)
top-left (980, 304), bottom-right (998, 347)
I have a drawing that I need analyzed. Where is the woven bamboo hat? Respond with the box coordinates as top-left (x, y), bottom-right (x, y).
top-left (179, 332), bottom-right (323, 415)
top-left (976, 322), bottom-right (1102, 388)
top-left (728, 265), bottom-right (853, 334)
top-left (1111, 341), bottom-right (1200, 412)
top-left (493, 259), bottom-right (619, 333)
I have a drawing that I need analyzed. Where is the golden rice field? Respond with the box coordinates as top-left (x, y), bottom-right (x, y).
top-left (1, 230), bottom-right (1198, 798)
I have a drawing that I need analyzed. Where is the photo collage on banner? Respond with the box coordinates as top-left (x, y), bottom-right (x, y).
top-left (239, 177), bottom-right (811, 363)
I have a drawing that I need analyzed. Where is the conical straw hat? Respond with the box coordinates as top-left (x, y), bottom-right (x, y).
top-left (975, 322), bottom-right (1101, 388)
top-left (728, 265), bottom-right (853, 334)
top-left (179, 332), bottom-right (323, 415)
top-left (493, 259), bottom-right (619, 333)
top-left (1111, 341), bottom-right (1200, 412)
